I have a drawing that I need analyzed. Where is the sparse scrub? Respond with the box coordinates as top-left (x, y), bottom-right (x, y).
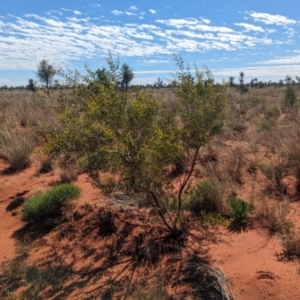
top-left (2, 258), bottom-right (67, 300)
top-left (184, 178), bottom-right (228, 215)
top-left (129, 270), bottom-right (167, 300)
top-left (255, 118), bottom-right (277, 132)
top-left (58, 164), bottom-right (79, 183)
top-left (0, 127), bottom-right (35, 170)
top-left (22, 183), bottom-right (81, 223)
top-left (15, 234), bottom-right (33, 256)
top-left (264, 105), bottom-right (281, 120)
top-left (226, 145), bottom-right (248, 184)
top-left (54, 153), bottom-right (79, 182)
top-left (282, 230), bottom-right (300, 259)
top-left (37, 155), bottom-right (54, 174)
top-left (255, 198), bottom-right (292, 235)
top-left (0, 90), bottom-right (57, 171)
top-left (259, 161), bottom-right (288, 196)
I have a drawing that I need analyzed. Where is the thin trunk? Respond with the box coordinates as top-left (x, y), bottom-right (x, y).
top-left (176, 146), bottom-right (200, 221)
top-left (150, 191), bottom-right (173, 231)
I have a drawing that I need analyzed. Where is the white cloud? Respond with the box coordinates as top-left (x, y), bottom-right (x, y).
top-left (111, 10), bottom-right (123, 16)
top-left (0, 11), bottom-right (297, 73)
top-left (213, 65), bottom-right (300, 80)
top-left (125, 11), bottom-right (136, 16)
top-left (156, 18), bottom-right (234, 33)
top-left (129, 6), bottom-right (138, 11)
top-left (200, 17), bottom-right (210, 24)
top-left (234, 22), bottom-right (264, 32)
top-left (135, 70), bottom-right (170, 74)
top-left (141, 59), bottom-right (170, 65)
top-left (257, 55), bottom-right (300, 65)
top-left (149, 9), bottom-right (157, 14)
top-left (248, 12), bottom-right (297, 26)
top-left (285, 27), bottom-right (295, 37)
top-left (73, 10), bottom-right (81, 15)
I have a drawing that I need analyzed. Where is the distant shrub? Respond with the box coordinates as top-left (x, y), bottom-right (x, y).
top-left (240, 86), bottom-right (249, 94)
top-left (227, 196), bottom-right (252, 222)
top-left (22, 184), bottom-right (81, 223)
top-left (284, 85), bottom-right (297, 108)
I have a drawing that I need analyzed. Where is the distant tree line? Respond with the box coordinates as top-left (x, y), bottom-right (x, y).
top-left (228, 73), bottom-right (300, 90)
top-left (1, 62), bottom-right (300, 92)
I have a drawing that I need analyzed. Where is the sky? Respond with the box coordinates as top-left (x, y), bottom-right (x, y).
top-left (1, 0), bottom-right (300, 86)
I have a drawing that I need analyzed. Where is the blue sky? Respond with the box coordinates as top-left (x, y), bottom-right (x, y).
top-left (1, 0), bottom-right (300, 86)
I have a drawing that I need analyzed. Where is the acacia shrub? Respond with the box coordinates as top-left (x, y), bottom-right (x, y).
top-left (44, 57), bottom-right (227, 232)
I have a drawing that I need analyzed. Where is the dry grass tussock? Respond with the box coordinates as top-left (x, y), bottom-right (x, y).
top-left (0, 90), bottom-right (56, 171)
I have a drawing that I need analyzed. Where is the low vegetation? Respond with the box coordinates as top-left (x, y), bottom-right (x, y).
top-left (227, 196), bottom-right (252, 223)
top-left (22, 183), bottom-right (81, 223)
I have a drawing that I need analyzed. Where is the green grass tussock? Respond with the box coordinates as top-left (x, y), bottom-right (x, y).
top-left (22, 183), bottom-right (81, 223)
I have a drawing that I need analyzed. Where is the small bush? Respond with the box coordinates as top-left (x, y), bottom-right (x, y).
top-left (284, 85), bottom-right (297, 108)
top-left (184, 179), bottom-right (226, 215)
top-left (227, 196), bottom-right (252, 222)
top-left (22, 184), bottom-right (81, 223)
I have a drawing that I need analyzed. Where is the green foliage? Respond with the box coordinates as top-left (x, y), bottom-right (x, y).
top-left (284, 85), bottom-right (297, 107)
top-left (227, 196), bottom-right (252, 222)
top-left (44, 56), bottom-right (227, 231)
top-left (184, 179), bottom-right (224, 215)
top-left (22, 183), bottom-right (81, 223)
